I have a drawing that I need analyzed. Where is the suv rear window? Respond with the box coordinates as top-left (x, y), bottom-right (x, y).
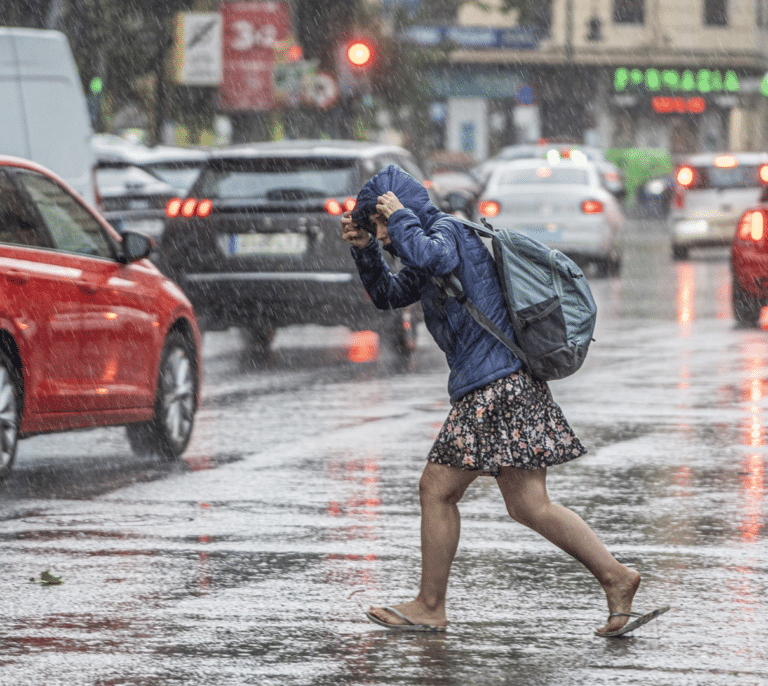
top-left (497, 167), bottom-right (589, 186)
top-left (196, 157), bottom-right (358, 200)
top-left (686, 165), bottom-right (763, 190)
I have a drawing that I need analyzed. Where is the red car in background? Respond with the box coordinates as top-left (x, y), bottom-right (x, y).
top-left (1, 155), bottom-right (202, 480)
top-left (732, 195), bottom-right (768, 327)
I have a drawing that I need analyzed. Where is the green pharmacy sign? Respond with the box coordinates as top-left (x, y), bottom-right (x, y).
top-left (614, 68), bottom-right (741, 94)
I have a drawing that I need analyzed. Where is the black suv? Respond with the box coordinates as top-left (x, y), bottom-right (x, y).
top-left (158, 140), bottom-right (436, 361)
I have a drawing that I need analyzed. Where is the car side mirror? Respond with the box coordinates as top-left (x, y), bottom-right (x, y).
top-left (121, 231), bottom-right (154, 263)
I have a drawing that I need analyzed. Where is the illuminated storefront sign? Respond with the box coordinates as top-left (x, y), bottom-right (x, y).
top-left (651, 96), bottom-right (706, 114)
top-left (614, 67), bottom-right (740, 94)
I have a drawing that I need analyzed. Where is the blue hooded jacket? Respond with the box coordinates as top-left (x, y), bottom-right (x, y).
top-left (350, 165), bottom-right (522, 403)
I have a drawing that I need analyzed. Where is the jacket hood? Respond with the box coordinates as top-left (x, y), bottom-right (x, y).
top-left (352, 164), bottom-right (440, 232)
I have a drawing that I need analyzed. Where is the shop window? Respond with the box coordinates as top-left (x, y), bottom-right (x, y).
top-left (614, 0), bottom-right (644, 23)
top-left (704, 0), bottom-right (728, 25)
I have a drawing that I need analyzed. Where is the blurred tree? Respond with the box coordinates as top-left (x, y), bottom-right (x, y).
top-left (1, 0), bottom-right (449, 153)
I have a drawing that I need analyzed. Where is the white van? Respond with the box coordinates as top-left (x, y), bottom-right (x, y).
top-left (0, 27), bottom-right (95, 205)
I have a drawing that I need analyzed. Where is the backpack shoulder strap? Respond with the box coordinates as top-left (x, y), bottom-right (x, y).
top-left (450, 215), bottom-right (497, 239)
top-left (431, 273), bottom-right (530, 367)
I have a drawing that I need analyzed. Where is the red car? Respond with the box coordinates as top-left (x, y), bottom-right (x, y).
top-left (732, 201), bottom-right (768, 326)
top-left (1, 155), bottom-right (202, 480)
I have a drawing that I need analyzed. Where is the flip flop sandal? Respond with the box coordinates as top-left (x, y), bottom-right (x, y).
top-left (596, 605), bottom-right (671, 637)
top-left (366, 606), bottom-right (447, 632)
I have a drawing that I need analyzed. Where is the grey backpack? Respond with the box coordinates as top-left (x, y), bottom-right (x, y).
top-left (434, 218), bottom-right (597, 382)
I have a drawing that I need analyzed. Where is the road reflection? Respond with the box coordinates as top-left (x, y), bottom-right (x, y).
top-left (739, 342), bottom-right (766, 545)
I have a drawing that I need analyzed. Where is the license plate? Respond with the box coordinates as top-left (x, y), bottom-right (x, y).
top-left (519, 225), bottom-right (562, 241)
top-left (226, 233), bottom-right (307, 256)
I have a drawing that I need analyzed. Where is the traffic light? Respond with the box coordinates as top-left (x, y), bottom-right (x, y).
top-left (336, 38), bottom-right (375, 95)
top-left (346, 41), bottom-right (373, 69)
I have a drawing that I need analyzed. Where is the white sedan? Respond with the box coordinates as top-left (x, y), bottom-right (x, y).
top-left (475, 158), bottom-right (624, 276)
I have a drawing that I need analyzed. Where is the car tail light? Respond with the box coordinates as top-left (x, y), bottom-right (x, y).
top-left (181, 198), bottom-right (199, 218)
top-left (196, 198), bottom-right (213, 218)
top-left (582, 200), bottom-right (603, 214)
top-left (478, 200), bottom-right (500, 217)
top-left (325, 198), bottom-right (343, 215)
top-left (738, 210), bottom-right (766, 242)
top-left (759, 165), bottom-right (768, 183)
top-left (167, 197), bottom-right (213, 219)
top-left (714, 154), bottom-right (738, 168)
top-left (166, 197), bottom-right (183, 218)
top-left (676, 166), bottom-right (695, 187)
top-left (325, 197), bottom-right (357, 215)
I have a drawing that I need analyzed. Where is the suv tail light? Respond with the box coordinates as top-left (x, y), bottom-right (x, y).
top-left (166, 197), bottom-right (213, 218)
top-left (325, 197), bottom-right (357, 215)
top-left (582, 199), bottom-right (603, 214)
top-left (676, 166), bottom-right (695, 187)
top-left (166, 198), bottom-right (182, 217)
top-left (674, 166), bottom-right (695, 209)
top-left (738, 210), bottom-right (767, 243)
top-left (478, 200), bottom-right (500, 217)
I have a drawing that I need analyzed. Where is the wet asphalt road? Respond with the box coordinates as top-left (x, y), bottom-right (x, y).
top-left (1, 217), bottom-right (766, 685)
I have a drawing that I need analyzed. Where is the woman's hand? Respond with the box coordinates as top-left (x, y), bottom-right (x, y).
top-left (341, 211), bottom-right (372, 249)
top-left (376, 191), bottom-right (404, 219)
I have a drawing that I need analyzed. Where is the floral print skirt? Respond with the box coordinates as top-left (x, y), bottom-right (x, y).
top-left (427, 369), bottom-right (586, 475)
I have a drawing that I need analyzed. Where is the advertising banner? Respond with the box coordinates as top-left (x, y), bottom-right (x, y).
top-left (174, 13), bottom-right (222, 86)
top-left (217, 2), bottom-right (290, 112)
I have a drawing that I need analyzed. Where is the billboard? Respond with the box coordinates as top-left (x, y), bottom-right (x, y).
top-left (217, 2), bottom-right (291, 112)
top-left (174, 13), bottom-right (223, 86)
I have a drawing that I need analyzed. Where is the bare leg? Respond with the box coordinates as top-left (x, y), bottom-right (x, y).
top-left (368, 461), bottom-right (479, 627)
top-left (496, 467), bottom-right (641, 635)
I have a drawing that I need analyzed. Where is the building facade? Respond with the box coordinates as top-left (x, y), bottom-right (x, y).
top-left (402, 0), bottom-right (768, 159)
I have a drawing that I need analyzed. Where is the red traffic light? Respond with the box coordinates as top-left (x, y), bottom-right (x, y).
top-left (346, 41), bottom-right (373, 68)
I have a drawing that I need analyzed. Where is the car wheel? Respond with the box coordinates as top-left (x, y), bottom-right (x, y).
top-left (379, 311), bottom-right (417, 369)
top-left (0, 350), bottom-right (21, 481)
top-left (126, 330), bottom-right (198, 459)
top-left (732, 276), bottom-right (764, 328)
top-left (596, 254), bottom-right (621, 278)
top-left (241, 326), bottom-right (276, 361)
top-left (672, 244), bottom-right (689, 260)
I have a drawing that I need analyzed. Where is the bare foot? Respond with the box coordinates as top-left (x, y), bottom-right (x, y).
top-left (595, 567), bottom-right (642, 635)
top-left (368, 599), bottom-right (448, 628)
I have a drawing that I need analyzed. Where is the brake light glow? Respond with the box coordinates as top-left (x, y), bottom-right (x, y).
top-left (166, 198), bottom-right (183, 218)
top-left (739, 210), bottom-right (765, 241)
top-left (324, 197), bottom-right (357, 215)
top-left (325, 198), bottom-right (343, 215)
top-left (714, 154), bottom-right (738, 168)
top-left (196, 198), bottom-right (213, 218)
top-left (582, 200), bottom-right (603, 214)
top-left (181, 198), bottom-right (199, 218)
top-left (478, 200), bottom-right (500, 217)
top-left (676, 166), bottom-right (695, 187)
top-left (760, 165), bottom-right (768, 183)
